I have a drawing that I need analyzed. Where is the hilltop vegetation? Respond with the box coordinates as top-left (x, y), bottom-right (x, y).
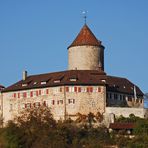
top-left (0, 107), bottom-right (148, 148)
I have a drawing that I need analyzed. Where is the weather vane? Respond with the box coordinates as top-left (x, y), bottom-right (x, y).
top-left (82, 10), bottom-right (88, 24)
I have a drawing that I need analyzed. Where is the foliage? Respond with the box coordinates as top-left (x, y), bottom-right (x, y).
top-left (1, 110), bottom-right (148, 148)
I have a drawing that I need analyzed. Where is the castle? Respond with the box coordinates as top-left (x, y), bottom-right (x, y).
top-left (0, 24), bottom-right (146, 125)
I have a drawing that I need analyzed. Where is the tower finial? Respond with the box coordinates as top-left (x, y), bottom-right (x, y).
top-left (82, 10), bottom-right (88, 24)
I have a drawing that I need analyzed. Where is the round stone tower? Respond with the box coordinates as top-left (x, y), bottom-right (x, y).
top-left (68, 24), bottom-right (105, 71)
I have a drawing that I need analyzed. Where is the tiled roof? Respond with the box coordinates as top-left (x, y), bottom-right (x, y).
top-left (2, 70), bottom-right (143, 96)
top-left (106, 76), bottom-right (142, 95)
top-left (109, 123), bottom-right (135, 129)
top-left (68, 24), bottom-right (103, 48)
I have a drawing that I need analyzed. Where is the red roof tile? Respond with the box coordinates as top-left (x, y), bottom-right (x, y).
top-left (2, 70), bottom-right (143, 96)
top-left (109, 123), bottom-right (135, 129)
top-left (68, 24), bottom-right (102, 48)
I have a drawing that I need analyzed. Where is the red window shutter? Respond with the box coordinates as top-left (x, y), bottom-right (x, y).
top-left (90, 87), bottom-right (93, 92)
top-left (46, 89), bottom-right (49, 94)
top-left (87, 87), bottom-right (89, 92)
top-left (52, 100), bottom-right (55, 105)
top-left (23, 92), bottom-right (27, 98)
top-left (25, 104), bottom-right (27, 108)
top-left (98, 87), bottom-right (101, 92)
top-left (57, 100), bottom-right (59, 105)
top-left (39, 90), bottom-right (41, 95)
top-left (14, 93), bottom-right (16, 98)
top-left (66, 87), bottom-right (69, 92)
top-left (60, 87), bottom-right (62, 92)
top-left (74, 87), bottom-right (77, 92)
top-left (78, 87), bottom-right (81, 92)
top-left (30, 91), bottom-right (33, 97)
top-left (18, 93), bottom-right (20, 98)
top-left (36, 91), bottom-right (38, 96)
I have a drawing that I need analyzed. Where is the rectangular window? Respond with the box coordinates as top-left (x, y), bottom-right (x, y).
top-left (46, 89), bottom-right (49, 94)
top-left (52, 100), bottom-right (55, 105)
top-left (66, 87), bottom-right (69, 92)
top-left (34, 102), bottom-right (40, 108)
top-left (23, 92), bottom-right (27, 98)
top-left (60, 87), bottom-right (62, 92)
top-left (36, 91), bottom-right (38, 96)
top-left (90, 87), bottom-right (93, 92)
top-left (13, 93), bottom-right (16, 98)
top-left (68, 99), bottom-right (75, 104)
top-left (59, 100), bottom-right (63, 104)
top-left (18, 93), bottom-right (20, 98)
top-left (78, 87), bottom-right (81, 92)
top-left (30, 91), bottom-right (33, 97)
top-left (69, 86), bottom-right (74, 92)
top-left (98, 87), bottom-right (101, 92)
top-left (39, 90), bottom-right (42, 95)
top-left (87, 87), bottom-right (89, 92)
top-left (26, 103), bottom-right (31, 109)
top-left (74, 87), bottom-right (77, 92)
top-left (81, 87), bottom-right (86, 92)
top-left (43, 101), bottom-right (47, 106)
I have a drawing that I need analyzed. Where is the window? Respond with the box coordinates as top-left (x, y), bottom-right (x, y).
top-left (14, 93), bottom-right (16, 98)
top-left (114, 94), bottom-right (118, 100)
top-left (78, 87), bottom-right (81, 92)
top-left (70, 78), bottom-right (77, 82)
top-left (74, 87), bottom-right (77, 92)
top-left (69, 86), bottom-right (75, 92)
top-left (26, 103), bottom-right (31, 109)
top-left (89, 87), bottom-right (93, 92)
top-left (57, 100), bottom-right (63, 105)
top-left (120, 95), bottom-right (122, 100)
top-left (66, 87), bottom-right (69, 92)
top-left (18, 93), bottom-right (20, 98)
top-left (60, 87), bottom-right (62, 92)
top-left (43, 101), bottom-right (47, 106)
top-left (81, 87), bottom-right (87, 92)
top-left (23, 92), bottom-right (27, 98)
top-left (34, 102), bottom-right (40, 108)
top-left (46, 89), bottom-right (49, 94)
top-left (41, 81), bottom-right (46, 85)
top-left (22, 83), bottom-right (27, 87)
top-left (52, 100), bottom-right (55, 105)
top-left (54, 80), bottom-right (60, 83)
top-left (98, 87), bottom-right (101, 92)
top-left (39, 90), bottom-right (42, 95)
top-left (36, 90), bottom-right (38, 96)
top-left (33, 82), bottom-right (37, 85)
top-left (68, 99), bottom-right (75, 104)
top-left (30, 91), bottom-right (33, 97)
top-left (93, 87), bottom-right (98, 92)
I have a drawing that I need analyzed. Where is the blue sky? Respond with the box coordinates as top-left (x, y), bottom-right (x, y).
top-left (0, 0), bottom-right (148, 93)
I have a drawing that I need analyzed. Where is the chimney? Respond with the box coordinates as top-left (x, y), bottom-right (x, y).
top-left (23, 71), bottom-right (27, 81)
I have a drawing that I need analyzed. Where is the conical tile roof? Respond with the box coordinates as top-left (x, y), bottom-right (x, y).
top-left (68, 24), bottom-right (102, 48)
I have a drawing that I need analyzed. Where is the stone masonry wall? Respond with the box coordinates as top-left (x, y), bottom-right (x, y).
top-left (68, 45), bottom-right (102, 70)
top-left (2, 85), bottom-right (106, 123)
